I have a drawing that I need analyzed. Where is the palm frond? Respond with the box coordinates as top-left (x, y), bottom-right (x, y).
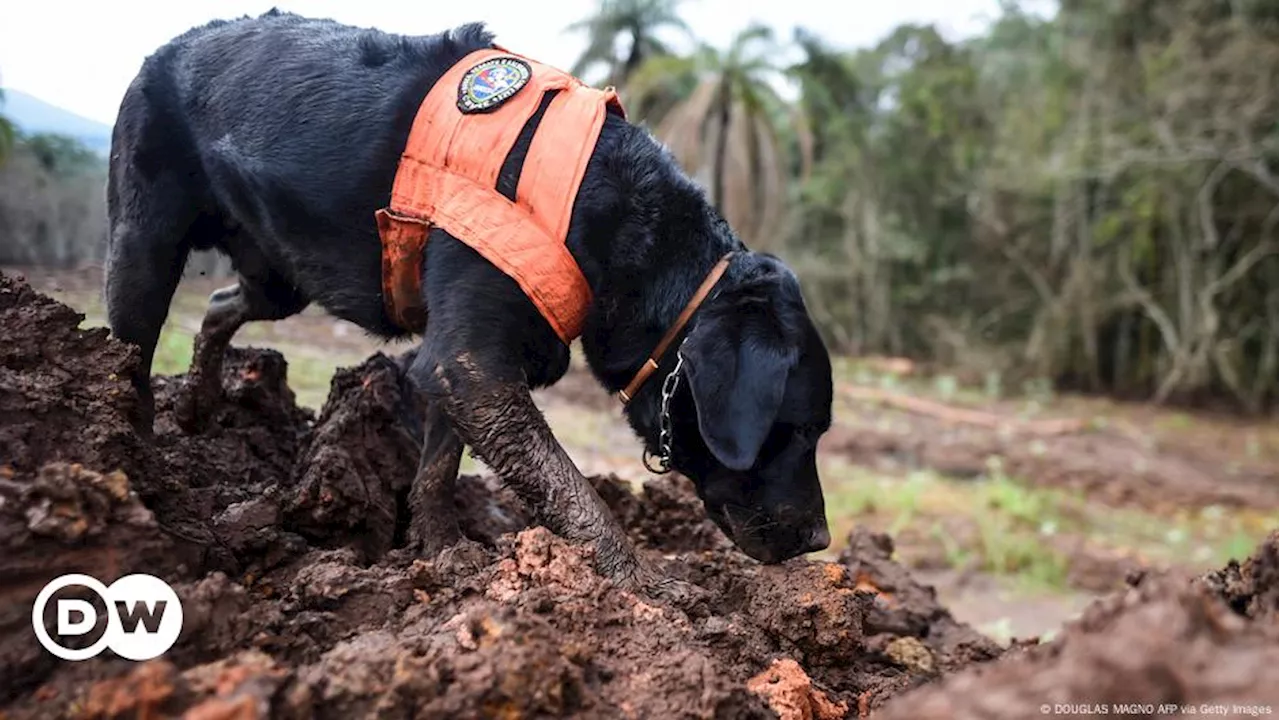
top-left (655, 76), bottom-right (721, 173)
top-left (623, 53), bottom-right (699, 120)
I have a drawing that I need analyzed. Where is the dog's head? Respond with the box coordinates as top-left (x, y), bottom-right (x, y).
top-left (668, 253), bottom-right (833, 564)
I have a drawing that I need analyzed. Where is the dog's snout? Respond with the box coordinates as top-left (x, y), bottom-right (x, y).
top-left (802, 524), bottom-right (831, 554)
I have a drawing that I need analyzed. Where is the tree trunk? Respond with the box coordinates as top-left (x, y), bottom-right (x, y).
top-left (711, 80), bottom-right (732, 211)
top-left (621, 26), bottom-right (645, 84)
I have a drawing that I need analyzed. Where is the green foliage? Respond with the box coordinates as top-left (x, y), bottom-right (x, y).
top-left (22, 132), bottom-right (102, 175)
top-left (0, 119), bottom-right (12, 164)
top-left (578, 0), bottom-right (1278, 410)
top-left (0, 88), bottom-right (14, 164)
top-left (0, 131), bottom-right (107, 267)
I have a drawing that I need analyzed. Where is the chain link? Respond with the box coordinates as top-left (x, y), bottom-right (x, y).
top-left (642, 350), bottom-right (685, 474)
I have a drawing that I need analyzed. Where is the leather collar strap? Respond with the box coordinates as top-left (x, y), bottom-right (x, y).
top-left (618, 252), bottom-right (735, 404)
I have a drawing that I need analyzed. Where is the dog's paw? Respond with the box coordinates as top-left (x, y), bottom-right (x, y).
top-left (409, 522), bottom-right (465, 558)
top-left (633, 571), bottom-right (713, 617)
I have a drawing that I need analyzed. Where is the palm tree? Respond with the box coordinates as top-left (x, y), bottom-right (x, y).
top-left (627, 24), bottom-right (799, 249)
top-left (566, 0), bottom-right (692, 87)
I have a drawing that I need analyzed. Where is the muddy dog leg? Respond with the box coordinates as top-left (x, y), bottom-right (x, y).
top-left (176, 276), bottom-right (308, 431)
top-left (411, 352), bottom-right (643, 585)
top-left (104, 226), bottom-right (191, 433)
top-left (406, 402), bottom-right (466, 553)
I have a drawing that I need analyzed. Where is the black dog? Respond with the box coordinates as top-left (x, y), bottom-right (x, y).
top-left (105, 11), bottom-right (834, 588)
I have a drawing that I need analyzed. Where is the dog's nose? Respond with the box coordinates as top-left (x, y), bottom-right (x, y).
top-left (802, 524), bottom-right (831, 554)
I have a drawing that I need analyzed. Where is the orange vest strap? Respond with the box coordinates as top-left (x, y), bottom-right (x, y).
top-left (378, 47), bottom-right (622, 344)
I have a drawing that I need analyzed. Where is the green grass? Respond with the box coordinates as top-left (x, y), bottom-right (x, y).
top-left (829, 356), bottom-right (1039, 407)
top-left (151, 326), bottom-right (195, 375)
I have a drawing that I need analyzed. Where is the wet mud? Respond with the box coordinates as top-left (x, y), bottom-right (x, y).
top-left (1, 271), bottom-right (1275, 719)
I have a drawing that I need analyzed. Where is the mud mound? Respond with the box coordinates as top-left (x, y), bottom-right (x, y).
top-left (0, 463), bottom-right (177, 695)
top-left (284, 354), bottom-right (421, 562)
top-left (837, 530), bottom-right (1004, 675)
top-left (877, 536), bottom-right (1280, 720)
top-left (590, 472), bottom-right (733, 554)
top-left (7, 488), bottom-right (991, 717)
top-left (3, 271), bottom-right (1276, 719)
top-left (0, 273), bottom-right (144, 484)
top-left (13, 518), bottom-right (992, 719)
top-left (1, 272), bottom-right (999, 717)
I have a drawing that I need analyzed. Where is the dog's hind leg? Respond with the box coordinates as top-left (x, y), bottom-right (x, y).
top-left (405, 401), bottom-right (467, 553)
top-left (175, 271), bottom-right (308, 432)
top-left (104, 212), bottom-right (194, 435)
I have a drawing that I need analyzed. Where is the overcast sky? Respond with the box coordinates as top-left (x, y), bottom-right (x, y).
top-left (1, 0), bottom-right (1012, 125)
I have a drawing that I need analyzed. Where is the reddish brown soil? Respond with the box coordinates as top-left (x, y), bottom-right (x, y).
top-left (2, 271), bottom-right (1276, 719)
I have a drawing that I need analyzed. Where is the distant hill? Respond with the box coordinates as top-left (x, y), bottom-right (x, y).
top-left (1, 89), bottom-right (112, 155)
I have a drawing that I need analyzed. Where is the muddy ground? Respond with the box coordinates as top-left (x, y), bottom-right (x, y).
top-left (825, 393), bottom-right (1277, 514)
top-left (1, 270), bottom-right (1276, 719)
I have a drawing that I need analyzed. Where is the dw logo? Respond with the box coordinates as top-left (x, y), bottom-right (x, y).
top-left (31, 574), bottom-right (183, 661)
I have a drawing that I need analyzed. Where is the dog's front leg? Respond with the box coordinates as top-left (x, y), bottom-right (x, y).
top-left (425, 356), bottom-right (642, 585)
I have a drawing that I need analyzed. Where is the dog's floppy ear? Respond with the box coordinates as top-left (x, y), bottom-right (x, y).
top-left (682, 311), bottom-right (799, 471)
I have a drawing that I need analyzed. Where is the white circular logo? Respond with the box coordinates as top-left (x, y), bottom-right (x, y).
top-left (31, 573), bottom-right (183, 661)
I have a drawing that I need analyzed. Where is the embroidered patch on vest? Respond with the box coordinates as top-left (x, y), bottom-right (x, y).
top-left (457, 57), bottom-right (532, 113)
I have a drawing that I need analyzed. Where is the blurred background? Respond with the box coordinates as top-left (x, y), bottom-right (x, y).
top-left (1, 0), bottom-right (1276, 641)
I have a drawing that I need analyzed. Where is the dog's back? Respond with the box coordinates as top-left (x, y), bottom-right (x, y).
top-left (104, 12), bottom-right (493, 416)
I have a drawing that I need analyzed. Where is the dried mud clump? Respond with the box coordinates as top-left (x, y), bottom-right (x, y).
top-left (284, 354), bottom-right (422, 562)
top-left (747, 658), bottom-right (848, 720)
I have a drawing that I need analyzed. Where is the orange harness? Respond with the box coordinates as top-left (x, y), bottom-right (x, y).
top-left (376, 47), bottom-right (623, 343)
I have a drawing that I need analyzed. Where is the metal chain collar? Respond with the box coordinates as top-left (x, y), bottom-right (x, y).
top-left (642, 350), bottom-right (686, 474)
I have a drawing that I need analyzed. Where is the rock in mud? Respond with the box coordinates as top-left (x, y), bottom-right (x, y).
top-left (747, 658), bottom-right (848, 720)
